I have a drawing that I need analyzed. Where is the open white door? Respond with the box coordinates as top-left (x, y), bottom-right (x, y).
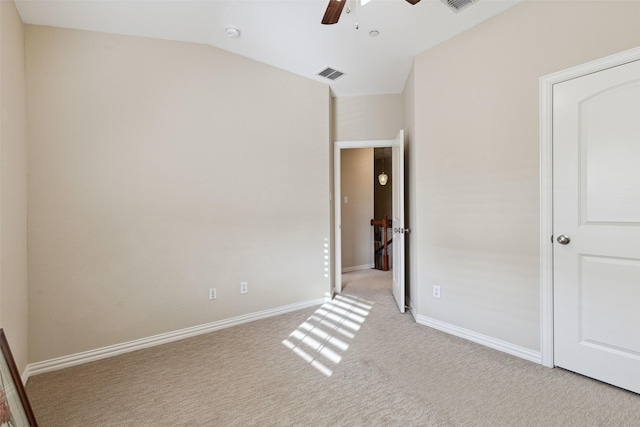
top-left (391, 130), bottom-right (406, 313)
top-left (334, 134), bottom-right (406, 312)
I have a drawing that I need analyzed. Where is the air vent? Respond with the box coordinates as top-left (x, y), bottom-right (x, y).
top-left (441, 0), bottom-right (477, 12)
top-left (317, 67), bottom-right (345, 81)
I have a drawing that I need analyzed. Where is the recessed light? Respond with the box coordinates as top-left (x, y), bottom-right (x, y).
top-left (225, 27), bottom-right (241, 38)
top-left (369, 30), bottom-right (380, 37)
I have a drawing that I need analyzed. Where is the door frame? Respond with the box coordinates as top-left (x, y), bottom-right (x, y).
top-left (539, 46), bottom-right (640, 368)
top-left (334, 139), bottom-right (396, 294)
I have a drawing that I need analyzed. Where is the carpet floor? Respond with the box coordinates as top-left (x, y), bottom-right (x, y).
top-left (26, 269), bottom-right (640, 426)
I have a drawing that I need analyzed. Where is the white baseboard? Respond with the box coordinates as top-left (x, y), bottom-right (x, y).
top-left (25, 297), bottom-right (325, 380)
top-left (342, 264), bottom-right (374, 273)
top-left (21, 368), bottom-right (30, 385)
top-left (405, 295), bottom-right (414, 316)
top-left (414, 314), bottom-right (542, 364)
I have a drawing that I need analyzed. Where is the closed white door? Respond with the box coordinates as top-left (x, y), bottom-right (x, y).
top-left (391, 130), bottom-right (406, 313)
top-left (553, 59), bottom-right (640, 393)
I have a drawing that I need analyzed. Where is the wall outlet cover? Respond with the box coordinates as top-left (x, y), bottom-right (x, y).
top-left (433, 285), bottom-right (441, 299)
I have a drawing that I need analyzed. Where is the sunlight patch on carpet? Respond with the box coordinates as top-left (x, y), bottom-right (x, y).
top-left (282, 294), bottom-right (373, 377)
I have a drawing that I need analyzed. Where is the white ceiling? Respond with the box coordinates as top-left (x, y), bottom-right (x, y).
top-left (14, 0), bottom-right (523, 97)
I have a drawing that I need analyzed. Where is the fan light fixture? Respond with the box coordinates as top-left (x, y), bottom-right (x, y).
top-left (378, 172), bottom-right (388, 186)
top-left (322, 0), bottom-right (420, 25)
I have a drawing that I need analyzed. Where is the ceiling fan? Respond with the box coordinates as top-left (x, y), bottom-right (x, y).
top-left (322, 0), bottom-right (421, 25)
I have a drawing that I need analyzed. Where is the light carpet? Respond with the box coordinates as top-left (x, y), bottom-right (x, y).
top-left (26, 269), bottom-right (640, 426)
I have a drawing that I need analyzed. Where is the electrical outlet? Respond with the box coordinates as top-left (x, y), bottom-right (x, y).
top-left (433, 285), bottom-right (441, 299)
top-left (209, 287), bottom-right (217, 300)
top-left (240, 282), bottom-right (248, 294)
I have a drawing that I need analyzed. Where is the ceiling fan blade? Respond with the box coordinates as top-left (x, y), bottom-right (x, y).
top-left (405, 0), bottom-right (421, 4)
top-left (321, 0), bottom-right (347, 25)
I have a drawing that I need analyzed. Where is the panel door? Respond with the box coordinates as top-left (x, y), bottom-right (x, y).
top-left (553, 59), bottom-right (640, 393)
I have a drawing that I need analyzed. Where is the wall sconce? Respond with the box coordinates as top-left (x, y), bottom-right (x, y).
top-left (378, 172), bottom-right (388, 186)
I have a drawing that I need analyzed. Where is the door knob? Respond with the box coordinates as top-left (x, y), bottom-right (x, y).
top-left (556, 235), bottom-right (571, 245)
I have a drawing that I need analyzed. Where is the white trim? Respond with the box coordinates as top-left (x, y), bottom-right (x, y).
top-left (415, 314), bottom-right (542, 364)
top-left (539, 65), bottom-right (555, 368)
top-left (25, 298), bottom-right (325, 378)
top-left (334, 145), bottom-right (342, 293)
top-left (336, 140), bottom-right (395, 150)
top-left (539, 47), bottom-right (640, 369)
top-left (407, 296), bottom-right (417, 322)
top-left (21, 369), bottom-right (30, 385)
top-left (341, 264), bottom-right (375, 273)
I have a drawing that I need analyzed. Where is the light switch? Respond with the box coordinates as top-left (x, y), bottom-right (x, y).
top-left (344, 196), bottom-right (349, 204)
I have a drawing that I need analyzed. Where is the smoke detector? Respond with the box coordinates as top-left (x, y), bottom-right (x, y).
top-left (225, 27), bottom-right (241, 38)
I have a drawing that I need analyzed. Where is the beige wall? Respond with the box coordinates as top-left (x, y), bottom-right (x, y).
top-left (332, 95), bottom-right (402, 276)
top-left (332, 95), bottom-right (403, 142)
top-left (26, 26), bottom-right (331, 362)
top-left (340, 148), bottom-right (374, 270)
top-left (409, 0), bottom-right (640, 351)
top-left (13, 0), bottom-right (638, 371)
top-left (0, 0), bottom-right (29, 373)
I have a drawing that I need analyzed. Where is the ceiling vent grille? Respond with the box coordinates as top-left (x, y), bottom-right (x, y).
top-left (441, 0), bottom-right (477, 12)
top-left (317, 67), bottom-right (345, 81)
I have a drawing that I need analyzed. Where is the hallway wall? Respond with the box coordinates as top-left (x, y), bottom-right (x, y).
top-left (340, 148), bottom-right (374, 271)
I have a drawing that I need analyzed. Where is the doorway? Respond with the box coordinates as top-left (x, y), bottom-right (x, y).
top-left (334, 130), bottom-right (406, 312)
top-left (540, 47), bottom-right (640, 392)
top-left (338, 147), bottom-right (392, 274)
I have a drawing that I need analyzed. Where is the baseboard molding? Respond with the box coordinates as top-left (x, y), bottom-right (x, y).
top-left (415, 314), bottom-right (542, 364)
top-left (407, 297), bottom-right (417, 321)
top-left (25, 297), bottom-right (325, 379)
top-left (342, 264), bottom-right (374, 273)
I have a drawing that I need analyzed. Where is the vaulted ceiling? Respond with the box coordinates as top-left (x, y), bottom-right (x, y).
top-left (15, 0), bottom-right (523, 96)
